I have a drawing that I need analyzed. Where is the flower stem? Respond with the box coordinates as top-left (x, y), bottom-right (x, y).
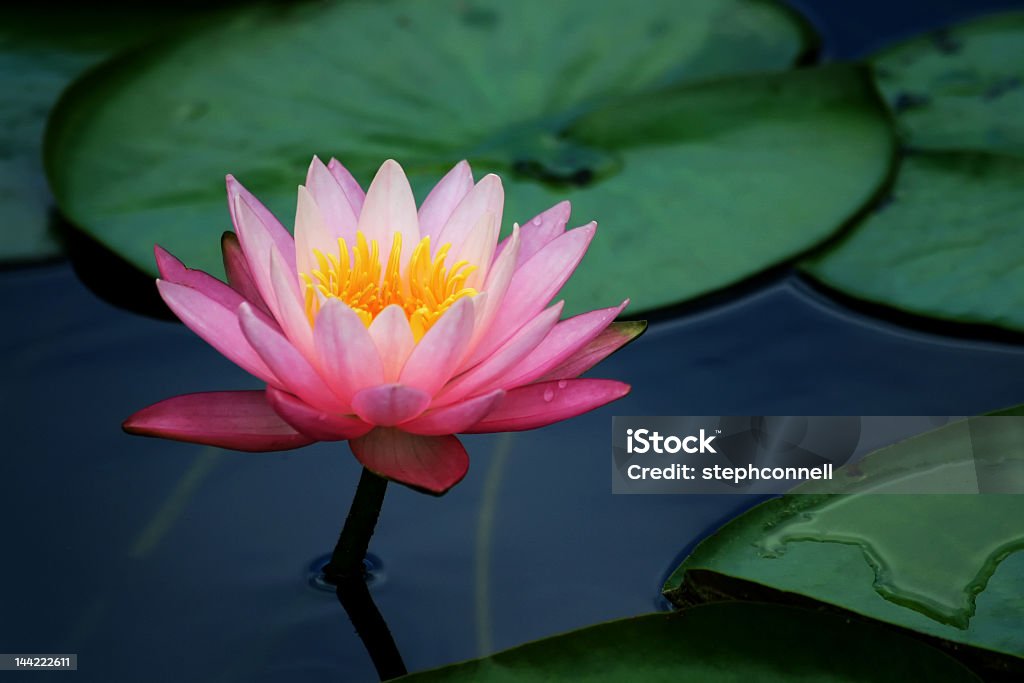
top-left (336, 579), bottom-right (407, 680)
top-left (325, 467), bottom-right (388, 582)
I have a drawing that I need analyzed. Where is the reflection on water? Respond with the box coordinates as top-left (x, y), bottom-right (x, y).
top-left (335, 579), bottom-right (407, 681)
top-left (0, 262), bottom-right (1022, 681)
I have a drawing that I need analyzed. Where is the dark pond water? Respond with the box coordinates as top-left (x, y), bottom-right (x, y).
top-left (2, 262), bottom-right (1023, 682)
top-left (3, 1), bottom-right (1024, 681)
top-left (785, 0), bottom-right (1024, 58)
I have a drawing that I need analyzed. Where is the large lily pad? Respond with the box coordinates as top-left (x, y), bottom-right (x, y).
top-left (399, 602), bottom-right (979, 682)
top-left (872, 12), bottom-right (1024, 155)
top-left (664, 412), bottom-right (1024, 678)
top-left (803, 152), bottom-right (1024, 333)
top-left (803, 13), bottom-right (1024, 333)
top-left (46, 0), bottom-right (892, 314)
top-left (0, 7), bottom-right (233, 263)
top-left (0, 11), bottom-right (125, 262)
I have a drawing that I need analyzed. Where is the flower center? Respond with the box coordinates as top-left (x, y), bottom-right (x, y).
top-left (300, 232), bottom-right (478, 340)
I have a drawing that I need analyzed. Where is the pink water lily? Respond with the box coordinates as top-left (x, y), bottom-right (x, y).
top-left (124, 158), bottom-right (643, 494)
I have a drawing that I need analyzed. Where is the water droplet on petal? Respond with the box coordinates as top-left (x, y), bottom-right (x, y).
top-left (557, 380), bottom-right (568, 389)
top-left (542, 388), bottom-right (555, 402)
top-left (531, 216), bottom-right (543, 226)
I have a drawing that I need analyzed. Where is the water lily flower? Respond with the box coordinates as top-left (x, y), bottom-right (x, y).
top-left (124, 158), bottom-right (644, 495)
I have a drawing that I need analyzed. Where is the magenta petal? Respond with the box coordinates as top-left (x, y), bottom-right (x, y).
top-left (350, 428), bottom-right (469, 494)
top-left (156, 280), bottom-right (279, 385)
top-left (468, 223), bottom-right (595, 366)
top-left (464, 379), bottom-right (630, 433)
top-left (400, 390), bottom-right (504, 436)
top-left (238, 303), bottom-right (342, 411)
top-left (501, 301), bottom-right (629, 387)
top-left (268, 249), bottom-right (315, 357)
top-left (221, 232), bottom-right (272, 316)
top-left (437, 302), bottom-right (563, 406)
top-left (155, 244), bottom-right (244, 312)
top-left (495, 200), bottom-right (570, 264)
top-left (123, 391), bottom-right (313, 452)
top-left (266, 386), bottom-right (372, 441)
top-left (418, 160), bottom-right (473, 239)
top-left (538, 321), bottom-right (648, 381)
top-left (226, 174), bottom-right (296, 271)
top-left (351, 384), bottom-right (431, 426)
top-left (465, 224), bottom-right (519, 357)
top-left (229, 180), bottom-right (295, 324)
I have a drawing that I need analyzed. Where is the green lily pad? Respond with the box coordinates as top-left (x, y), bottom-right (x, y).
top-left (872, 12), bottom-right (1024, 155)
top-left (0, 7), bottom-right (235, 263)
top-left (804, 13), bottom-right (1024, 332)
top-left (803, 152), bottom-right (1024, 333)
top-left (664, 412), bottom-right (1024, 679)
top-left (0, 11), bottom-right (124, 262)
top-left (399, 602), bottom-right (980, 682)
top-left (46, 0), bottom-right (894, 315)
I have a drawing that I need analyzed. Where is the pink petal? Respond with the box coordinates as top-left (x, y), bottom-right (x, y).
top-left (368, 305), bottom-right (416, 382)
top-left (500, 300), bottom-right (629, 387)
top-left (227, 175), bottom-right (296, 320)
top-left (453, 212), bottom-right (500, 289)
top-left (313, 299), bottom-right (384, 404)
top-left (468, 222), bottom-right (596, 366)
top-left (350, 428), bottom-right (469, 494)
top-left (400, 390), bottom-right (504, 436)
top-left (437, 302), bottom-right (563, 406)
top-left (418, 160), bottom-right (474, 239)
top-left (294, 185), bottom-right (337, 281)
top-left (468, 290), bottom-right (490, 347)
top-left (399, 297), bottom-right (476, 395)
top-left (356, 159), bottom-right (419, 266)
top-left (266, 386), bottom-right (372, 441)
top-left (350, 384), bottom-right (431, 426)
top-left (495, 200), bottom-right (570, 264)
top-left (306, 156), bottom-right (358, 244)
top-left (538, 320), bottom-right (648, 381)
top-left (269, 249), bottom-right (315, 357)
top-left (435, 173), bottom-right (503, 258)
top-left (155, 244), bottom-right (242, 312)
top-left (328, 158), bottom-right (365, 215)
top-left (123, 391), bottom-right (312, 452)
top-left (221, 232), bottom-right (272, 316)
top-left (156, 280), bottom-right (278, 385)
top-left (226, 176), bottom-right (296, 269)
top-left (238, 302), bottom-right (341, 411)
top-left (464, 224), bottom-right (519, 361)
top-left (464, 378), bottom-right (630, 433)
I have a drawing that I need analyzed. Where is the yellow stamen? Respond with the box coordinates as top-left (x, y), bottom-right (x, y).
top-left (303, 231), bottom-right (478, 340)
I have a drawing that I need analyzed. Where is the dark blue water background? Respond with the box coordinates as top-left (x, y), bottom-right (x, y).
top-left (2, 1), bottom-right (1023, 681)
